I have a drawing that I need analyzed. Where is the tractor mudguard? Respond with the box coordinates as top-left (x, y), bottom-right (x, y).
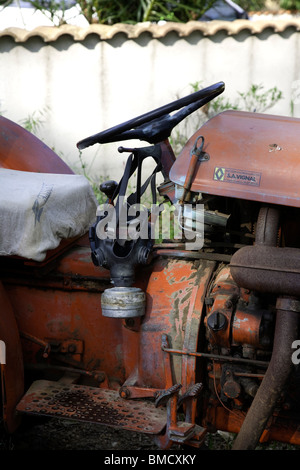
top-left (0, 115), bottom-right (73, 174)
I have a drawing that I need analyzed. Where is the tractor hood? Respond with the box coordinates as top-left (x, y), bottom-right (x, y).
top-left (169, 110), bottom-right (300, 208)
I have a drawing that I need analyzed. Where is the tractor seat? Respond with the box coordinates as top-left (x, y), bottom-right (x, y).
top-left (0, 168), bottom-right (98, 262)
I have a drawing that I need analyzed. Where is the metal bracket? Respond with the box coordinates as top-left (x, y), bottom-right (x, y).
top-left (190, 135), bottom-right (210, 162)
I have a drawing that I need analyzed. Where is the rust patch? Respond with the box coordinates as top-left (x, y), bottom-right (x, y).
top-left (16, 380), bottom-right (167, 434)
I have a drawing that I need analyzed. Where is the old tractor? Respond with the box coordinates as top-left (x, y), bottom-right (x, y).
top-left (1, 81), bottom-right (300, 450)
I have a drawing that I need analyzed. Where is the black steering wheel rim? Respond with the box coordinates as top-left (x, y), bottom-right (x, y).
top-left (77, 81), bottom-right (225, 150)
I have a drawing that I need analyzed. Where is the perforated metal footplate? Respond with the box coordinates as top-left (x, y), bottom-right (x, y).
top-left (16, 380), bottom-right (166, 434)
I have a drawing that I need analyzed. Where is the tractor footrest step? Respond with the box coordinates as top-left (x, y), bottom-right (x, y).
top-left (16, 380), bottom-right (166, 434)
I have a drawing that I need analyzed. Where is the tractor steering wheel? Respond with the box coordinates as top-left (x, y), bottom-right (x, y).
top-left (77, 81), bottom-right (225, 150)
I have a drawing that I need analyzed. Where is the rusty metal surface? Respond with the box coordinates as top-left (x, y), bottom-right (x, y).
top-left (16, 380), bottom-right (167, 434)
top-left (204, 405), bottom-right (300, 445)
top-left (136, 257), bottom-right (216, 391)
top-left (2, 245), bottom-right (151, 387)
top-left (232, 307), bottom-right (300, 450)
top-left (170, 110), bottom-right (300, 207)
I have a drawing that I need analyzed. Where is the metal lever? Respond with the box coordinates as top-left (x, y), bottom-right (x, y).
top-left (99, 180), bottom-right (118, 202)
top-left (118, 146), bottom-right (136, 153)
top-left (177, 382), bottom-right (203, 408)
top-left (178, 382), bottom-right (203, 424)
top-left (154, 383), bottom-right (182, 408)
top-left (155, 382), bottom-right (200, 445)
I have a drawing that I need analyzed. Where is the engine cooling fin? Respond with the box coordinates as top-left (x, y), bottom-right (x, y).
top-left (16, 380), bottom-right (167, 434)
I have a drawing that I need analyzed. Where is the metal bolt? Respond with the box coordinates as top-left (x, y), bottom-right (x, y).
top-left (119, 387), bottom-right (130, 399)
top-left (207, 311), bottom-right (227, 332)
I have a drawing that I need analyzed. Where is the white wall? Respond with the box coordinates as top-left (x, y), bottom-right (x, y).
top-left (1, 15), bottom-right (300, 181)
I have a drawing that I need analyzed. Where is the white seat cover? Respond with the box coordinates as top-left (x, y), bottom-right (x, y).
top-left (0, 168), bottom-right (98, 261)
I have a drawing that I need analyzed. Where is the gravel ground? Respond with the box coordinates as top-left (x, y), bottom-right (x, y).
top-left (0, 417), bottom-right (178, 451)
top-left (1, 416), bottom-right (299, 451)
